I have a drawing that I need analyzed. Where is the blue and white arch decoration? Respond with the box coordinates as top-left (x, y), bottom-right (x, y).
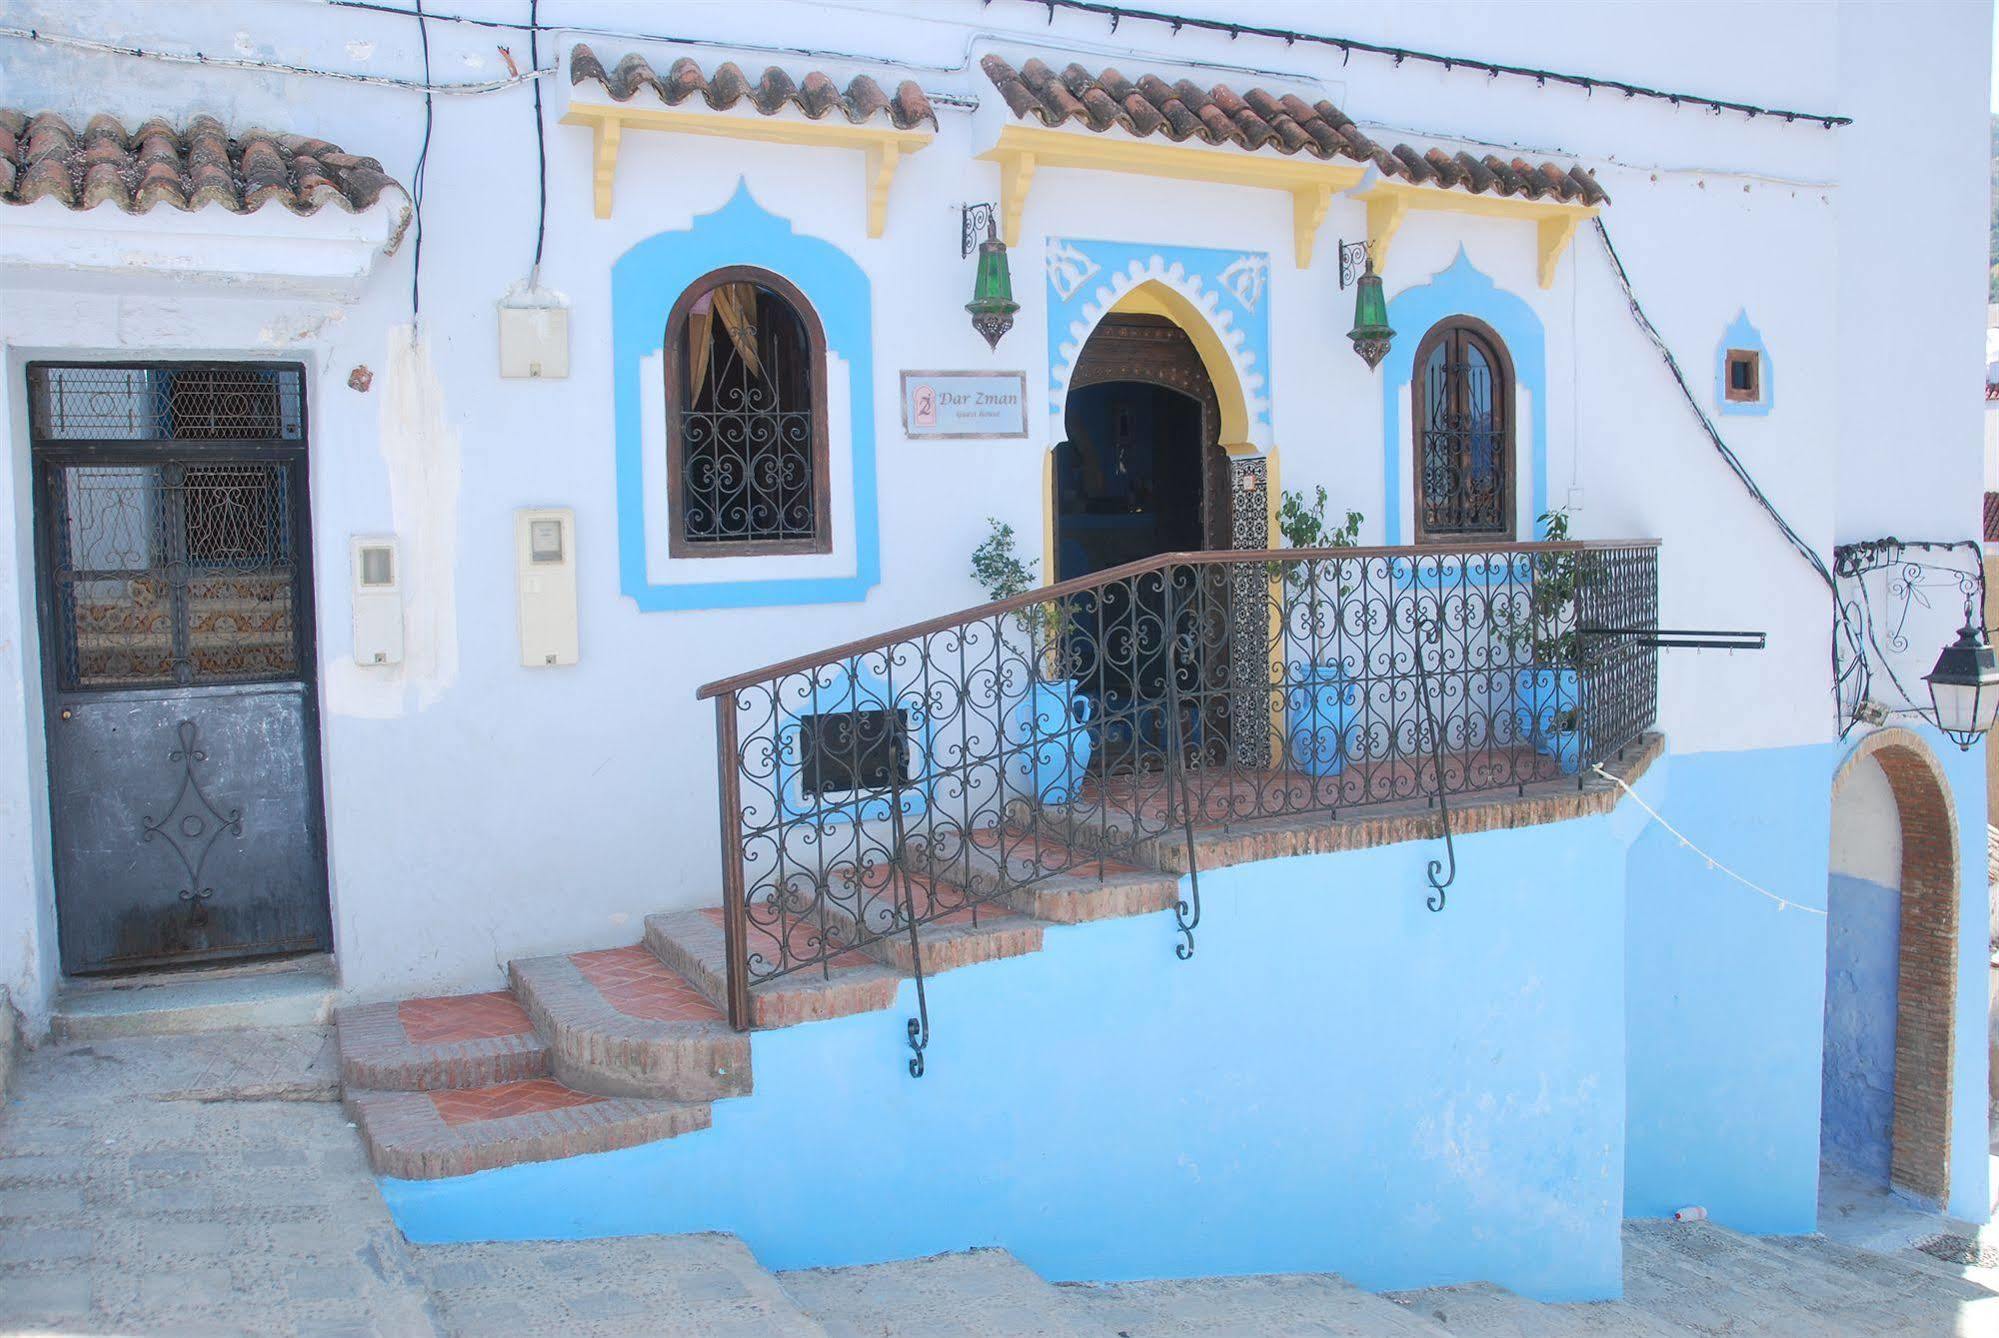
top-left (612, 182), bottom-right (881, 611)
top-left (1382, 248), bottom-right (1549, 545)
top-left (1715, 309), bottom-right (1773, 417)
top-left (1045, 238), bottom-right (1273, 446)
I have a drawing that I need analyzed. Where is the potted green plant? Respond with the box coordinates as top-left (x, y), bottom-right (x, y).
top-left (1276, 487), bottom-right (1363, 777)
top-left (970, 519), bottom-right (1093, 804)
top-left (1513, 508), bottom-right (1587, 775)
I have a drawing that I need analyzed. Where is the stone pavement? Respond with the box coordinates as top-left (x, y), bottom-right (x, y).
top-left (4, 1025), bottom-right (1998, 1336)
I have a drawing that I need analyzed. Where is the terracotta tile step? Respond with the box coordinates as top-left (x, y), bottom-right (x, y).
top-left (335, 991), bottom-right (549, 1092)
top-left (644, 906), bottom-right (905, 1031)
top-left (508, 949), bottom-right (750, 1102)
top-left (821, 868), bottom-right (1047, 975)
top-left (346, 1078), bottom-right (708, 1180)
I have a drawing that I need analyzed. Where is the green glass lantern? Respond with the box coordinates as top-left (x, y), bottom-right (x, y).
top-left (1347, 257), bottom-right (1395, 370)
top-left (966, 217), bottom-right (1019, 351)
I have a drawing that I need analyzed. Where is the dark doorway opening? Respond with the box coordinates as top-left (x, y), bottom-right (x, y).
top-left (1054, 314), bottom-right (1226, 772)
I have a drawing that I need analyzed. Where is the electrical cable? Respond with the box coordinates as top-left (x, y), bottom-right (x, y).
top-left (527, 0), bottom-right (547, 287)
top-left (1589, 764), bottom-right (1825, 916)
top-left (1008, 0), bottom-right (1852, 128)
top-left (410, 0), bottom-right (433, 329)
top-left (0, 23), bottom-right (548, 93)
top-left (1591, 217), bottom-right (1835, 594)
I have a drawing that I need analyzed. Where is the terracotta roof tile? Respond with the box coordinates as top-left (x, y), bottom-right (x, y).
top-left (570, 45), bottom-right (937, 132)
top-left (0, 109), bottom-right (400, 216)
top-left (980, 55), bottom-right (1608, 207)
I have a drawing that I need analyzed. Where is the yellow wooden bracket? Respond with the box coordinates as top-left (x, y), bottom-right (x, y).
top-left (560, 103), bottom-right (933, 236)
top-left (1354, 179), bottom-right (1597, 289)
top-left (977, 125), bottom-right (1365, 266)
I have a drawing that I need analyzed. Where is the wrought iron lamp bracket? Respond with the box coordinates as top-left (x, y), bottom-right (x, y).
top-left (961, 202), bottom-right (999, 258)
top-left (1337, 238), bottom-right (1373, 290)
top-left (1832, 537), bottom-right (1989, 739)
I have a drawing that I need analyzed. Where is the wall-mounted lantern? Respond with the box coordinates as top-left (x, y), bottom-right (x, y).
top-left (962, 203), bottom-right (1018, 351)
top-left (1924, 602), bottom-right (1999, 749)
top-left (1338, 238), bottom-right (1394, 370)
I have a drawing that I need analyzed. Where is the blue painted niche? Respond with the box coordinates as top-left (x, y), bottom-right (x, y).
top-left (612, 182), bottom-right (881, 610)
top-left (1382, 249), bottom-right (1549, 545)
top-left (1714, 310), bottom-right (1773, 417)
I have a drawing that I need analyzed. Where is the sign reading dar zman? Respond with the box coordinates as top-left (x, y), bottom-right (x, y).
top-left (899, 371), bottom-right (1029, 439)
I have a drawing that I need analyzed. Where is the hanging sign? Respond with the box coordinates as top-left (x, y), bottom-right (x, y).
top-left (899, 370), bottom-right (1028, 439)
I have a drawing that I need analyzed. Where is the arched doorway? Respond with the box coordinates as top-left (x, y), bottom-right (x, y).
top-left (1055, 313), bottom-right (1231, 771)
top-left (1822, 728), bottom-right (1961, 1205)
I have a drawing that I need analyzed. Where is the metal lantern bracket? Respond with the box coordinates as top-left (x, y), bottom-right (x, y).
top-left (1578, 626), bottom-right (1766, 651)
top-left (1337, 237), bottom-right (1372, 290)
top-left (1833, 537), bottom-right (1989, 739)
top-left (961, 202), bottom-right (999, 258)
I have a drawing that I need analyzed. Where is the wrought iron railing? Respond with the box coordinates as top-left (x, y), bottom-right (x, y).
top-left (697, 540), bottom-right (1659, 1040)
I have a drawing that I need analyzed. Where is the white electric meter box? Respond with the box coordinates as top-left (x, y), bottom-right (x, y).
top-left (516, 507), bottom-right (578, 667)
top-left (498, 302), bottom-right (570, 379)
top-left (350, 536), bottom-right (404, 666)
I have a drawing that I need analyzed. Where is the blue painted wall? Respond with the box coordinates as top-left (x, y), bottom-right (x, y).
top-left (1624, 747), bottom-right (1831, 1232)
top-left (1820, 874), bottom-right (1900, 1181)
top-left (1625, 736), bottom-right (1990, 1227)
top-left (384, 814), bottom-right (1633, 1301)
top-left (611, 183), bottom-right (882, 610)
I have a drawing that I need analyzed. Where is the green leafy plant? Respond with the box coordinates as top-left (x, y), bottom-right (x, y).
top-left (1521, 508), bottom-right (1583, 668)
top-left (1278, 485), bottom-right (1363, 551)
top-left (970, 517), bottom-right (1070, 679)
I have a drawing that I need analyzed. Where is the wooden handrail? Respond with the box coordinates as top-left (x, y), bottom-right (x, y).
top-left (694, 538), bottom-right (1662, 700)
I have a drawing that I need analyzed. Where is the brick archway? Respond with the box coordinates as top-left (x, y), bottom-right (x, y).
top-left (1832, 727), bottom-right (1960, 1204)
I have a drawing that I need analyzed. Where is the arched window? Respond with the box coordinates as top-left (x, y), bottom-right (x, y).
top-left (1412, 316), bottom-right (1514, 541)
top-left (665, 267), bottom-right (830, 556)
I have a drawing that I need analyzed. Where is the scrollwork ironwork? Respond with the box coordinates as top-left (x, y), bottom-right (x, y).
top-left (1832, 538), bottom-right (1986, 738)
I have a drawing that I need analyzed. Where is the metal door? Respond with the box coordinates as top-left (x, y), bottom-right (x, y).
top-left (29, 363), bottom-right (331, 975)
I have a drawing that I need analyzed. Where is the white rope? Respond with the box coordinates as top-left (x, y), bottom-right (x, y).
top-left (1591, 763), bottom-right (1827, 916)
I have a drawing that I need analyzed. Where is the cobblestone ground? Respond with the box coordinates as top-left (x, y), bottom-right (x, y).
top-left (0, 1028), bottom-right (809, 1337)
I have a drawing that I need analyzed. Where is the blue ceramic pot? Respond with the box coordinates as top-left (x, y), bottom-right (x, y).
top-left (1020, 679), bottom-right (1095, 805)
top-left (1283, 664), bottom-right (1355, 778)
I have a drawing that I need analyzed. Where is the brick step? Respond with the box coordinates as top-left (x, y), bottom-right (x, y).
top-left (906, 828), bottom-right (1180, 925)
top-left (345, 1077), bottom-right (708, 1180)
top-left (644, 906), bottom-right (905, 1030)
top-left (335, 990), bottom-right (549, 1091)
top-left (508, 947), bottom-right (750, 1101)
top-left (824, 866), bottom-right (1046, 975)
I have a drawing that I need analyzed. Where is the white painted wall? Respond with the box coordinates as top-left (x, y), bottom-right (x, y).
top-left (0, 0), bottom-right (1987, 1022)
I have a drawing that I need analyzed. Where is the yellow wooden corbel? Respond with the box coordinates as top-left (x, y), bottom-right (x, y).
top-left (1364, 188), bottom-right (1410, 275)
top-left (1537, 213), bottom-right (1584, 290)
top-left (590, 114), bottom-right (623, 221)
top-left (1291, 183), bottom-right (1332, 269)
top-left (997, 149), bottom-right (1037, 247)
top-left (864, 141), bottom-right (900, 240)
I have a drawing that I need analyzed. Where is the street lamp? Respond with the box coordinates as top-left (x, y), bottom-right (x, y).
top-left (1338, 238), bottom-right (1394, 371)
top-left (1924, 604), bottom-right (1999, 750)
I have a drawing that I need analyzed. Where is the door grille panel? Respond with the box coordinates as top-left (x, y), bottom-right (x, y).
top-left (47, 462), bottom-right (299, 689)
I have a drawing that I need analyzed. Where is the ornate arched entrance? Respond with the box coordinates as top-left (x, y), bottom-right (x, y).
top-left (1824, 727), bottom-right (1960, 1204)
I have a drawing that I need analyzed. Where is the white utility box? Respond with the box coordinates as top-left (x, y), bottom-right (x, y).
top-left (516, 507), bottom-right (578, 667)
top-left (498, 298), bottom-right (570, 379)
top-left (350, 535), bottom-right (404, 666)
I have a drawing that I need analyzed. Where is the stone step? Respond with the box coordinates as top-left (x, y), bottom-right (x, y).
top-left (645, 905), bottom-right (907, 1031)
top-left (335, 991), bottom-right (549, 1091)
top-left (51, 954), bottom-right (336, 1040)
top-left (1386, 1280), bottom-right (1682, 1337)
top-left (509, 947), bottom-right (750, 1101)
top-left (1063, 1273), bottom-right (1450, 1336)
top-left (1759, 1224), bottom-right (1999, 1296)
top-left (1622, 1218), bottom-right (1929, 1336)
top-left (346, 1077), bottom-right (709, 1179)
top-left (779, 1248), bottom-right (1093, 1337)
top-left (906, 829), bottom-right (1181, 925)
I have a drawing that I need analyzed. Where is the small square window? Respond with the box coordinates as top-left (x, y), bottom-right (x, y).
top-left (1725, 349), bottom-right (1761, 403)
top-left (798, 708), bottom-right (910, 796)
